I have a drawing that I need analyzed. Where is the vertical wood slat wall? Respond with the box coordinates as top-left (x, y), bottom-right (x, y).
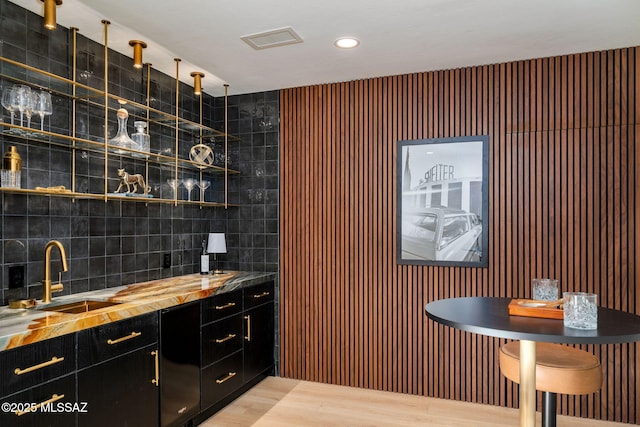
top-left (279, 46), bottom-right (638, 423)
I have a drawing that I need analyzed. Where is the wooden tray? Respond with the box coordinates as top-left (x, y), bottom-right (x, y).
top-left (508, 299), bottom-right (564, 320)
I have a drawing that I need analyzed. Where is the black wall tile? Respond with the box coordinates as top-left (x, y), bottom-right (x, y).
top-left (0, 0), bottom-right (279, 313)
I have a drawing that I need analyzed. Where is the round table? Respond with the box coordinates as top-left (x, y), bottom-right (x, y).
top-left (425, 297), bottom-right (640, 427)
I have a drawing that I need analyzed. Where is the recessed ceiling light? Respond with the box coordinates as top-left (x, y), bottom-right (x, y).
top-left (334, 37), bottom-right (360, 49)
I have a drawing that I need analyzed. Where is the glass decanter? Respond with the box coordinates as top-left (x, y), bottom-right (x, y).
top-left (131, 121), bottom-right (150, 158)
top-left (109, 108), bottom-right (139, 154)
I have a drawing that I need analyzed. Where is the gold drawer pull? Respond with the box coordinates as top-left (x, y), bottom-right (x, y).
top-left (151, 350), bottom-right (159, 387)
top-left (215, 334), bottom-right (236, 344)
top-left (245, 315), bottom-right (251, 341)
top-left (14, 356), bottom-right (64, 375)
top-left (253, 291), bottom-right (270, 299)
top-left (215, 302), bottom-right (236, 310)
top-left (216, 372), bottom-right (237, 384)
top-left (107, 331), bottom-right (141, 345)
top-left (16, 393), bottom-right (65, 416)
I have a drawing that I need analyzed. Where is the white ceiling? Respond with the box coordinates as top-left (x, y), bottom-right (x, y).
top-left (11, 0), bottom-right (640, 97)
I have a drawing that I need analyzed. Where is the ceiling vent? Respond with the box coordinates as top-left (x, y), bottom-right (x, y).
top-left (241, 27), bottom-right (303, 50)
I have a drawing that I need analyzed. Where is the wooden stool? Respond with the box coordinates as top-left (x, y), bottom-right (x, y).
top-left (499, 341), bottom-right (602, 427)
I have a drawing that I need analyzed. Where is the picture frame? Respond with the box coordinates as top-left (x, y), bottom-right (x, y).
top-left (397, 135), bottom-right (489, 267)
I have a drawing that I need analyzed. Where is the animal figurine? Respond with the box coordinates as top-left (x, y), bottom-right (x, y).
top-left (114, 169), bottom-right (151, 194)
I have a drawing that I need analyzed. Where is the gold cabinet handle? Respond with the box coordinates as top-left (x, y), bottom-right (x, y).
top-left (215, 302), bottom-right (236, 310)
top-left (107, 331), bottom-right (141, 345)
top-left (216, 372), bottom-right (236, 384)
top-left (16, 393), bottom-right (65, 416)
top-left (215, 333), bottom-right (236, 344)
top-left (253, 291), bottom-right (270, 299)
top-left (244, 315), bottom-right (251, 341)
top-left (14, 356), bottom-right (64, 375)
top-left (151, 350), bottom-right (159, 386)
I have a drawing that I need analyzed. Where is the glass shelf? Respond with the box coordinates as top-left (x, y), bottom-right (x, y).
top-left (0, 122), bottom-right (238, 174)
top-left (0, 187), bottom-right (237, 207)
top-left (0, 57), bottom-right (103, 99)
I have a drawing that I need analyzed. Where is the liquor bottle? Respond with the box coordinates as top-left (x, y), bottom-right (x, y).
top-left (200, 240), bottom-right (209, 275)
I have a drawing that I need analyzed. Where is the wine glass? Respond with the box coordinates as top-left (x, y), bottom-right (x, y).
top-left (183, 178), bottom-right (196, 201)
top-left (1, 86), bottom-right (17, 126)
top-left (196, 180), bottom-right (210, 202)
top-left (15, 85), bottom-right (32, 129)
top-left (166, 178), bottom-right (182, 199)
top-left (24, 92), bottom-right (35, 131)
top-left (35, 91), bottom-right (53, 131)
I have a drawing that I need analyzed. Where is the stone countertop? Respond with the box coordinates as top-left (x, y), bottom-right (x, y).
top-left (0, 271), bottom-right (276, 351)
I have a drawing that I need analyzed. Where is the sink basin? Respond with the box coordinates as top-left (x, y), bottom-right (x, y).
top-left (39, 300), bottom-right (121, 314)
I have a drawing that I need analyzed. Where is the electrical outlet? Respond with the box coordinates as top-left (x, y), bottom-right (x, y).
top-left (163, 253), bottom-right (171, 269)
top-left (9, 265), bottom-right (25, 289)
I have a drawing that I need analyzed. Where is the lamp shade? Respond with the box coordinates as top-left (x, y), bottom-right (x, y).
top-left (207, 233), bottom-right (227, 254)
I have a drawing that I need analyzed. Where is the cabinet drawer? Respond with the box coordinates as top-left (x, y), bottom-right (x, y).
top-left (0, 334), bottom-right (76, 397)
top-left (244, 281), bottom-right (274, 310)
top-left (0, 373), bottom-right (76, 427)
top-left (201, 351), bottom-right (243, 409)
top-left (202, 315), bottom-right (243, 366)
top-left (202, 289), bottom-right (242, 324)
top-left (77, 312), bottom-right (158, 368)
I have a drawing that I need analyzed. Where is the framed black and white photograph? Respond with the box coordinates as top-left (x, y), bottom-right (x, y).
top-left (397, 135), bottom-right (489, 267)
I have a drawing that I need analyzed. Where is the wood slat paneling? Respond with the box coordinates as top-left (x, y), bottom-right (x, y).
top-left (279, 46), bottom-right (638, 423)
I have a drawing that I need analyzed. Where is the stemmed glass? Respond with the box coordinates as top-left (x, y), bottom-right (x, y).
top-left (196, 180), bottom-right (210, 202)
top-left (183, 178), bottom-right (196, 201)
top-left (15, 85), bottom-right (32, 129)
top-left (24, 92), bottom-right (35, 131)
top-left (34, 91), bottom-right (53, 131)
top-left (1, 86), bottom-right (17, 127)
top-left (166, 178), bottom-right (182, 199)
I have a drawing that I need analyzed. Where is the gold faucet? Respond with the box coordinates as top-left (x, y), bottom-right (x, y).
top-left (42, 240), bottom-right (68, 304)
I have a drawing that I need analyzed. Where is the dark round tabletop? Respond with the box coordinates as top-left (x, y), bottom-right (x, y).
top-left (425, 297), bottom-right (640, 344)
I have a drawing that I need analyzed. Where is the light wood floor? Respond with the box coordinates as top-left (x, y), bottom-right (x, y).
top-left (201, 377), bottom-right (627, 427)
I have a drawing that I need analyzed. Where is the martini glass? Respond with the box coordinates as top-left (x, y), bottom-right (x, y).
top-left (166, 178), bottom-right (182, 199)
top-left (196, 180), bottom-right (210, 202)
top-left (183, 178), bottom-right (196, 201)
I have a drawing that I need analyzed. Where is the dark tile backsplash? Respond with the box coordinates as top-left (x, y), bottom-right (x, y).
top-left (0, 0), bottom-right (279, 306)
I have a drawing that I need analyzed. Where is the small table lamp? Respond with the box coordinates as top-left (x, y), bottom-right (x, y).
top-left (207, 233), bottom-right (227, 274)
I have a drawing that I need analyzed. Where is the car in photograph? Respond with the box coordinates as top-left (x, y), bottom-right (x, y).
top-left (401, 207), bottom-right (482, 262)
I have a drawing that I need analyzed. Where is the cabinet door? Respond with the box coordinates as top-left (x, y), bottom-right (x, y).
top-left (243, 302), bottom-right (274, 383)
top-left (77, 343), bottom-right (159, 427)
top-left (160, 302), bottom-right (200, 427)
top-left (0, 374), bottom-right (76, 427)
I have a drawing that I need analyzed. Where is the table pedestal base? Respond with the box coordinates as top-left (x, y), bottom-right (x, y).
top-left (519, 340), bottom-right (536, 427)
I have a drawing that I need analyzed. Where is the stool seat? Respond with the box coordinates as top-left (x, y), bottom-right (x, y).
top-left (499, 341), bottom-right (602, 395)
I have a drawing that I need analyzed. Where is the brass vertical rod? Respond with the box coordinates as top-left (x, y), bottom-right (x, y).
top-left (102, 20), bottom-right (110, 202)
top-left (145, 63), bottom-right (151, 123)
top-left (71, 27), bottom-right (78, 200)
top-left (199, 90), bottom-right (203, 209)
top-left (145, 63), bottom-right (151, 204)
top-left (174, 58), bottom-right (181, 206)
top-left (224, 84), bottom-right (228, 209)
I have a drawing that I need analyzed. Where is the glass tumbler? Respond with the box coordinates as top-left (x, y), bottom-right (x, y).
top-left (563, 292), bottom-right (598, 330)
top-left (532, 278), bottom-right (559, 301)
